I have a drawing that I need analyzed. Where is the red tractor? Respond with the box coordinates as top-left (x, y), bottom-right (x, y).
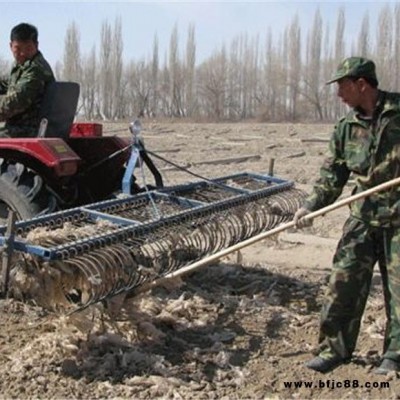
top-left (0, 82), bottom-right (162, 223)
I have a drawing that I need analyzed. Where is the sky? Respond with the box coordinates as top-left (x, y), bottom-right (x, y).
top-left (0, 0), bottom-right (398, 68)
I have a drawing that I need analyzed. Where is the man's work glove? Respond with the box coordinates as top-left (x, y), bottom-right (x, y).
top-left (293, 207), bottom-right (313, 229)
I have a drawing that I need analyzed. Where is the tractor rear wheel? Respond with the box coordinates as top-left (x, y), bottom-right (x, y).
top-left (0, 160), bottom-right (57, 224)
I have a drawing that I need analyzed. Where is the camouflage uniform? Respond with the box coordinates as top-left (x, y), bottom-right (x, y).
top-left (0, 51), bottom-right (55, 138)
top-left (304, 86), bottom-right (400, 363)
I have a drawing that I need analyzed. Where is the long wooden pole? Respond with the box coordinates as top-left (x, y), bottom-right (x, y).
top-left (133, 176), bottom-right (400, 295)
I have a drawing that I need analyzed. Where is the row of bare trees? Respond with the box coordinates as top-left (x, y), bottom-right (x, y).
top-left (4, 4), bottom-right (400, 122)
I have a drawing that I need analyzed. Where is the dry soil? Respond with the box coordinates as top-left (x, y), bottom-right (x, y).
top-left (0, 121), bottom-right (398, 399)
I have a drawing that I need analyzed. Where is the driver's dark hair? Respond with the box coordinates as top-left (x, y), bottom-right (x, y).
top-left (10, 23), bottom-right (38, 43)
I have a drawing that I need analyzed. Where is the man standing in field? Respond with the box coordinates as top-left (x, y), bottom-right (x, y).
top-left (0, 23), bottom-right (55, 137)
top-left (294, 57), bottom-right (400, 374)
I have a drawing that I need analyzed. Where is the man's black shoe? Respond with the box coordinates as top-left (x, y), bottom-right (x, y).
top-left (375, 358), bottom-right (400, 375)
top-left (305, 355), bottom-right (345, 373)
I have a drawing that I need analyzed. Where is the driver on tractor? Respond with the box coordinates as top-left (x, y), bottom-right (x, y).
top-left (0, 23), bottom-right (55, 138)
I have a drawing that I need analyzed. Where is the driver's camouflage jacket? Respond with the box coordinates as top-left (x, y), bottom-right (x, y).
top-left (0, 51), bottom-right (55, 137)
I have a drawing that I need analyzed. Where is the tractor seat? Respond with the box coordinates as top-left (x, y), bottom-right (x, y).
top-left (38, 81), bottom-right (80, 139)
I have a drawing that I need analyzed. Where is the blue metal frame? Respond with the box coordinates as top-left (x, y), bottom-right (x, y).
top-left (0, 172), bottom-right (294, 261)
top-left (122, 146), bottom-right (139, 194)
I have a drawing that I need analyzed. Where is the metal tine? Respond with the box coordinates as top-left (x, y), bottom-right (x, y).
top-left (64, 257), bottom-right (97, 306)
top-left (99, 248), bottom-right (131, 296)
top-left (222, 213), bottom-right (236, 249)
top-left (109, 245), bottom-right (141, 292)
top-left (79, 253), bottom-right (112, 304)
top-left (78, 254), bottom-right (109, 302)
top-left (88, 249), bottom-right (123, 296)
top-left (194, 218), bottom-right (213, 257)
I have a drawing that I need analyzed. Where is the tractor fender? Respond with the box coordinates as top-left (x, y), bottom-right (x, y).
top-left (0, 138), bottom-right (81, 177)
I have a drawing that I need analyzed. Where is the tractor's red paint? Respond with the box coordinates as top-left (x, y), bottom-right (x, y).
top-left (69, 122), bottom-right (103, 138)
top-left (0, 138), bottom-right (81, 176)
top-left (0, 122), bottom-right (132, 219)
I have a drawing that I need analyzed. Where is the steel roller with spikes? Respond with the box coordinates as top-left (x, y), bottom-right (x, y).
top-left (0, 120), bottom-right (306, 312)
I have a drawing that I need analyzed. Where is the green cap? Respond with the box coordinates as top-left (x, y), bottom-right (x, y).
top-left (326, 57), bottom-right (377, 84)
